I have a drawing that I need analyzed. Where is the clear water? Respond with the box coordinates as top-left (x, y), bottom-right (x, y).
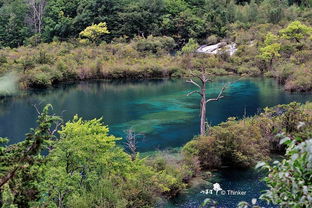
top-left (164, 168), bottom-right (274, 208)
top-left (0, 78), bottom-right (310, 207)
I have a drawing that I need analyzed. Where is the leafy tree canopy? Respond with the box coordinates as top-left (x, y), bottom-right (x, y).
top-left (79, 22), bottom-right (110, 44)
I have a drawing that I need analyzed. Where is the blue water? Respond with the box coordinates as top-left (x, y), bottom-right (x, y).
top-left (164, 168), bottom-right (275, 208)
top-left (0, 78), bottom-right (310, 152)
top-left (0, 78), bottom-right (310, 208)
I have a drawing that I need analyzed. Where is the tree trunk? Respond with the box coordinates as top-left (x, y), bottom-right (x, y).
top-left (200, 95), bottom-right (206, 136)
top-left (186, 72), bottom-right (231, 136)
top-left (200, 81), bottom-right (206, 136)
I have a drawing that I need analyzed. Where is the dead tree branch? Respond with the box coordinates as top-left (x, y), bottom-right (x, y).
top-left (186, 79), bottom-right (201, 89)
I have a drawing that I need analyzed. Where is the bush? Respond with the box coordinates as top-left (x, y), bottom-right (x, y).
top-left (237, 65), bottom-right (261, 76)
top-left (183, 102), bottom-right (312, 169)
top-left (181, 38), bottom-right (199, 54)
top-left (205, 35), bottom-right (219, 45)
top-left (0, 54), bottom-right (7, 65)
top-left (291, 50), bottom-right (312, 64)
top-left (258, 137), bottom-right (312, 208)
top-left (18, 56), bottom-right (35, 72)
top-left (183, 137), bottom-right (222, 169)
top-left (134, 36), bottom-right (176, 55)
top-left (147, 151), bottom-right (200, 196)
top-left (184, 117), bottom-right (271, 169)
top-left (24, 34), bottom-right (42, 47)
top-left (35, 117), bottom-right (187, 208)
top-left (285, 66), bottom-right (312, 92)
top-left (21, 65), bottom-right (63, 88)
top-left (23, 69), bottom-right (52, 88)
top-left (35, 50), bottom-right (54, 65)
top-left (268, 61), bottom-right (294, 83)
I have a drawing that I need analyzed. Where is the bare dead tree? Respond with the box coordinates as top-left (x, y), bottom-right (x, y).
top-left (26, 0), bottom-right (46, 34)
top-left (125, 129), bottom-right (143, 161)
top-left (186, 68), bottom-right (233, 136)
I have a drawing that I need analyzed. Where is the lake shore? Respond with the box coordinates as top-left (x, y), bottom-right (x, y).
top-left (1, 36), bottom-right (311, 93)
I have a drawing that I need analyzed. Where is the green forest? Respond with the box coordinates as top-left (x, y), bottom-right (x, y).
top-left (0, 0), bottom-right (312, 208)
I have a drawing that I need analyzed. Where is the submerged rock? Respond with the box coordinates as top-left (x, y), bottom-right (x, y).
top-left (196, 42), bottom-right (237, 56)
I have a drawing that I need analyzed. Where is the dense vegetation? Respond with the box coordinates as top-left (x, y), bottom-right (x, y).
top-left (0, 102), bottom-right (310, 207)
top-left (0, 19), bottom-right (311, 91)
top-left (0, 0), bottom-right (312, 92)
top-left (239, 130), bottom-right (312, 208)
top-left (258, 136), bottom-right (312, 208)
top-left (0, 0), bottom-right (312, 207)
top-left (0, 105), bottom-right (198, 207)
top-left (1, 0), bottom-right (312, 48)
top-left (183, 102), bottom-right (312, 169)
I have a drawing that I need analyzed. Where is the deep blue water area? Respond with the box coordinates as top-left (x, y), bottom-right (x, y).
top-left (164, 168), bottom-right (277, 208)
top-left (0, 78), bottom-right (310, 152)
top-left (0, 78), bottom-right (310, 207)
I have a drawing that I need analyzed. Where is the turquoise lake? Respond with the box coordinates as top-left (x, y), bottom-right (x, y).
top-left (0, 78), bottom-right (310, 207)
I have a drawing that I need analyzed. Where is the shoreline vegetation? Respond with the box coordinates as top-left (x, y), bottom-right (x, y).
top-left (0, 20), bottom-right (311, 93)
top-left (1, 0), bottom-right (312, 207)
top-left (0, 102), bottom-right (311, 207)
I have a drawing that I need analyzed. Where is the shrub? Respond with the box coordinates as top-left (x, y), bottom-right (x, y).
top-left (22, 70), bottom-right (52, 88)
top-left (18, 56), bottom-right (35, 72)
top-left (79, 22), bottom-right (110, 44)
top-left (237, 65), bottom-right (260, 76)
top-left (183, 136), bottom-right (222, 169)
top-left (134, 36), bottom-right (176, 55)
top-left (183, 102), bottom-right (312, 170)
top-left (258, 137), bottom-right (312, 208)
top-left (55, 60), bottom-right (76, 79)
top-left (0, 54), bottom-right (7, 65)
top-left (183, 117), bottom-right (271, 169)
top-left (264, 102), bottom-right (312, 141)
top-left (285, 66), bottom-right (312, 92)
top-left (115, 44), bottom-right (140, 58)
top-left (35, 117), bottom-right (186, 208)
top-left (20, 65), bottom-right (64, 88)
top-left (181, 38), bottom-right (199, 54)
top-left (24, 34), bottom-right (42, 47)
top-left (206, 67), bottom-right (229, 75)
top-left (205, 35), bottom-right (219, 45)
top-left (35, 50), bottom-right (54, 65)
top-left (147, 150), bottom-right (200, 196)
top-left (272, 62), bottom-right (294, 83)
top-left (291, 50), bottom-right (312, 64)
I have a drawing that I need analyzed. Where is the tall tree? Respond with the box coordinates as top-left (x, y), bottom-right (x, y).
top-left (79, 22), bottom-right (110, 44)
top-left (42, 0), bottom-right (81, 41)
top-left (0, 0), bottom-right (30, 48)
top-left (118, 0), bottom-right (164, 38)
top-left (186, 61), bottom-right (232, 135)
top-left (26, 0), bottom-right (47, 34)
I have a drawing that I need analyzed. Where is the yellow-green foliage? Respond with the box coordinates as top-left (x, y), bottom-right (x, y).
top-left (183, 102), bottom-right (312, 169)
top-left (181, 38), bottom-right (199, 54)
top-left (146, 150), bottom-right (201, 196)
top-left (259, 43), bottom-right (281, 61)
top-left (259, 33), bottom-right (281, 62)
top-left (37, 116), bottom-right (190, 208)
top-left (279, 20), bottom-right (312, 43)
top-left (230, 21), bottom-right (312, 91)
top-left (79, 22), bottom-right (110, 43)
